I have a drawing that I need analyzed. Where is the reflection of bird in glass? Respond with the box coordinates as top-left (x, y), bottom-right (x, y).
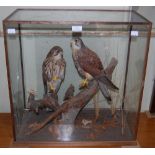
top-left (42, 46), bottom-right (66, 95)
top-left (70, 38), bottom-right (119, 119)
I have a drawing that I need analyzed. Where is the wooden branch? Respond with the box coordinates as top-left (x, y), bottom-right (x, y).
top-left (28, 93), bottom-right (59, 115)
top-left (26, 57), bottom-right (118, 135)
top-left (63, 84), bottom-right (75, 101)
top-left (26, 81), bottom-right (98, 135)
top-left (105, 57), bottom-right (118, 80)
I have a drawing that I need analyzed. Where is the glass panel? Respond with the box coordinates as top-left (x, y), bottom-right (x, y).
top-left (7, 9), bottom-right (148, 23)
top-left (5, 24), bottom-right (25, 137)
top-left (124, 24), bottom-right (149, 136)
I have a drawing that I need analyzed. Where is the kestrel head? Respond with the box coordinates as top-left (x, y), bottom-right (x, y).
top-left (47, 46), bottom-right (63, 59)
top-left (70, 37), bottom-right (85, 50)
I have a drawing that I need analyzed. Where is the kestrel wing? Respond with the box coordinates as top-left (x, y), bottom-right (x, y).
top-left (96, 74), bottom-right (119, 91)
top-left (56, 58), bottom-right (66, 80)
top-left (60, 58), bottom-right (66, 80)
top-left (42, 57), bottom-right (54, 82)
top-left (78, 48), bottom-right (103, 77)
top-left (52, 58), bottom-right (66, 93)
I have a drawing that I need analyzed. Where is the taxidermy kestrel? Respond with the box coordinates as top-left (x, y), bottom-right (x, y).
top-left (70, 37), bottom-right (118, 102)
top-left (42, 46), bottom-right (66, 94)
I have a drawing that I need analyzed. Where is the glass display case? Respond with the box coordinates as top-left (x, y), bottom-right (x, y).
top-left (3, 9), bottom-right (152, 147)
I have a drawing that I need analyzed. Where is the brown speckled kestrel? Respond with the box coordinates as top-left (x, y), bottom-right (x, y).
top-left (70, 37), bottom-right (118, 102)
top-left (42, 46), bottom-right (66, 94)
